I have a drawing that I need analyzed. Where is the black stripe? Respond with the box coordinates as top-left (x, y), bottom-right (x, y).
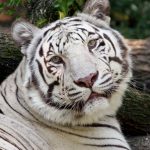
top-left (77, 33), bottom-right (84, 41)
top-left (39, 47), bottom-right (43, 57)
top-left (44, 22), bottom-right (62, 37)
top-left (97, 41), bottom-right (105, 48)
top-left (70, 23), bottom-right (83, 27)
top-left (122, 60), bottom-right (129, 75)
top-left (0, 126), bottom-right (34, 150)
top-left (69, 95), bottom-right (82, 101)
top-left (111, 31), bottom-right (128, 57)
top-left (36, 59), bottom-right (47, 84)
top-left (103, 33), bottom-right (117, 56)
top-left (46, 101), bottom-right (72, 109)
top-left (29, 37), bottom-right (42, 66)
top-left (100, 77), bottom-right (112, 85)
top-left (67, 18), bottom-right (82, 22)
top-left (84, 144), bottom-right (130, 150)
top-left (36, 37), bottom-right (42, 46)
top-left (0, 135), bottom-right (22, 150)
top-left (109, 56), bottom-right (122, 64)
top-left (49, 125), bottom-right (122, 140)
top-left (82, 123), bottom-right (121, 133)
top-left (116, 79), bottom-right (122, 84)
top-left (15, 78), bottom-right (40, 122)
top-left (106, 115), bottom-right (116, 118)
top-left (44, 81), bottom-right (59, 104)
top-left (0, 128), bottom-right (28, 150)
top-left (20, 64), bottom-right (24, 81)
top-left (0, 109), bottom-right (4, 114)
top-left (98, 57), bottom-right (110, 69)
top-left (45, 98), bottom-right (85, 111)
top-left (0, 146), bottom-right (7, 150)
top-left (1, 91), bottom-right (26, 118)
top-left (43, 29), bottom-right (51, 37)
top-left (76, 27), bottom-right (88, 32)
top-left (68, 88), bottom-right (76, 91)
top-left (47, 43), bottom-right (54, 56)
top-left (47, 35), bottom-right (53, 42)
top-left (68, 91), bottom-right (81, 97)
top-left (101, 73), bottom-right (110, 79)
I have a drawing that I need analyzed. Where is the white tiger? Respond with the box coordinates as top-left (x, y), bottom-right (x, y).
top-left (0, 0), bottom-right (132, 149)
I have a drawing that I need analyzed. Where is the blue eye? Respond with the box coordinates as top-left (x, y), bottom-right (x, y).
top-left (50, 56), bottom-right (63, 64)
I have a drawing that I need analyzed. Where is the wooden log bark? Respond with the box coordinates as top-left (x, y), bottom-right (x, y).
top-left (118, 39), bottom-right (150, 135)
top-left (0, 32), bottom-right (21, 83)
top-left (0, 31), bottom-right (150, 135)
top-left (127, 39), bottom-right (150, 92)
top-left (128, 135), bottom-right (150, 150)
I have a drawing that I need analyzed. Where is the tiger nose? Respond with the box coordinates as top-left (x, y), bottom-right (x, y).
top-left (74, 72), bottom-right (98, 88)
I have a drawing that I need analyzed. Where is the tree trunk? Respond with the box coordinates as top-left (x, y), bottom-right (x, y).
top-left (118, 38), bottom-right (150, 135)
top-left (127, 39), bottom-right (150, 92)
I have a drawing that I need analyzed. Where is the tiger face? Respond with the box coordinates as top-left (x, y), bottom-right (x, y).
top-left (12, 16), bottom-right (131, 125)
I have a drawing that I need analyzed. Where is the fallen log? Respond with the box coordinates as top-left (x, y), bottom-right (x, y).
top-left (118, 38), bottom-right (150, 135)
top-left (128, 135), bottom-right (150, 150)
top-left (0, 32), bottom-right (22, 83)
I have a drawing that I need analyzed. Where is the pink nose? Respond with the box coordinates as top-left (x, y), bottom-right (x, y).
top-left (74, 72), bottom-right (98, 88)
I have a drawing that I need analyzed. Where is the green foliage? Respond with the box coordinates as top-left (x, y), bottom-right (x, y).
top-left (54, 0), bottom-right (85, 19)
top-left (54, 0), bottom-right (75, 19)
top-left (27, 0), bottom-right (85, 27)
top-left (0, 0), bottom-right (149, 38)
top-left (29, 0), bottom-right (150, 38)
top-left (110, 0), bottom-right (150, 39)
top-left (0, 0), bottom-right (29, 16)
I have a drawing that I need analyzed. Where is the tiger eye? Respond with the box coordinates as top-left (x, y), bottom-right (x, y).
top-left (88, 40), bottom-right (97, 50)
top-left (50, 56), bottom-right (63, 64)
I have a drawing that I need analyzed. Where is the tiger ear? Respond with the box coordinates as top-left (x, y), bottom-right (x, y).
top-left (11, 19), bottom-right (40, 54)
top-left (82, 0), bottom-right (111, 25)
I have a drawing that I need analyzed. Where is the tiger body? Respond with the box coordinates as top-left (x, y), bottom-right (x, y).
top-left (0, 1), bottom-right (132, 149)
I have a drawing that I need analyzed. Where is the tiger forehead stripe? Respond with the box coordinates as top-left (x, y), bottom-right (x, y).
top-left (43, 18), bottom-right (83, 37)
top-left (103, 33), bottom-right (117, 56)
top-left (111, 30), bottom-right (128, 57)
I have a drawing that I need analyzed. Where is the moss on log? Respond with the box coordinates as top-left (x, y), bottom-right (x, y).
top-left (0, 33), bottom-right (21, 83)
top-left (119, 88), bottom-right (150, 135)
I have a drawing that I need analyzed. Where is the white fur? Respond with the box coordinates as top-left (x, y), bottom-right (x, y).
top-left (0, 14), bottom-right (132, 149)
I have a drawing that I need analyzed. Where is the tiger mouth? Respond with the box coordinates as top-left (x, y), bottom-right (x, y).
top-left (87, 92), bottom-right (108, 101)
top-left (72, 91), bottom-right (112, 112)
top-left (45, 87), bottom-right (117, 111)
top-left (87, 92), bottom-right (110, 102)
top-left (70, 92), bottom-right (110, 112)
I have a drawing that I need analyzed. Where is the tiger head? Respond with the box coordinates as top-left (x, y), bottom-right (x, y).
top-left (12, 0), bottom-right (132, 125)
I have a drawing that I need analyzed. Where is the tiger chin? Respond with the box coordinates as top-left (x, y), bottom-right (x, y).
top-left (0, 0), bottom-right (132, 149)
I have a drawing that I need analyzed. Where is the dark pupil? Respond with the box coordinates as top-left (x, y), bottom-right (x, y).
top-left (88, 40), bottom-right (96, 49)
top-left (51, 56), bottom-right (62, 64)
